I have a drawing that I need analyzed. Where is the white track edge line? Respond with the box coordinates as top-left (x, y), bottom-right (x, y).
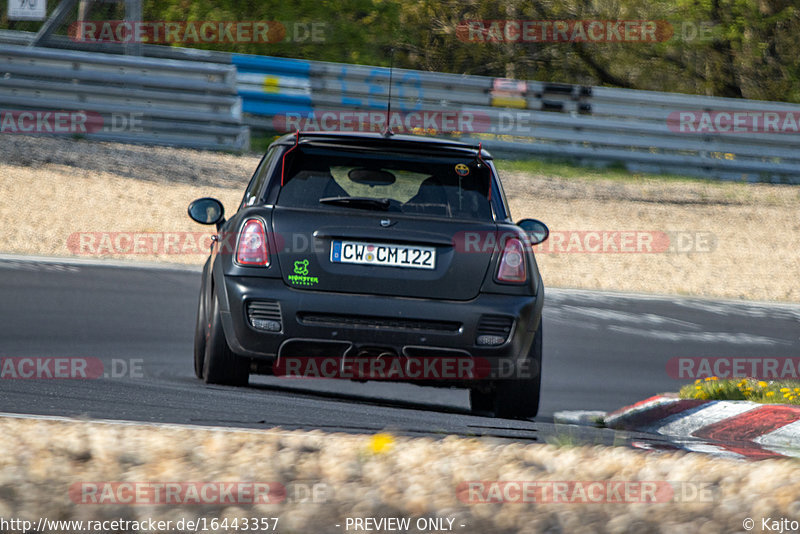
top-left (0, 253), bottom-right (202, 272)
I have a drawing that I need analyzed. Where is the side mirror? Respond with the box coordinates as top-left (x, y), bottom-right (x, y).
top-left (188, 197), bottom-right (225, 226)
top-left (517, 218), bottom-right (549, 245)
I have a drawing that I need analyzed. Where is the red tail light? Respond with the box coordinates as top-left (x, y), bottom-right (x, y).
top-left (236, 219), bottom-right (269, 266)
top-left (496, 237), bottom-right (526, 283)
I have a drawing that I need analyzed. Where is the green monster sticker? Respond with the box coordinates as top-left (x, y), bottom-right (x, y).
top-left (288, 259), bottom-right (319, 286)
top-left (294, 259), bottom-right (309, 275)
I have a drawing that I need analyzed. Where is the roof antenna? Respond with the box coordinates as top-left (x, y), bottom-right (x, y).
top-left (383, 47), bottom-right (395, 137)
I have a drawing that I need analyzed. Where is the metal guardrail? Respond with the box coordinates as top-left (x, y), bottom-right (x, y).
top-left (2, 30), bottom-right (799, 181)
top-left (0, 43), bottom-right (249, 151)
top-left (231, 55), bottom-right (800, 182)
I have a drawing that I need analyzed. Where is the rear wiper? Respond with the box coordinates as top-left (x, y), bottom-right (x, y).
top-left (319, 196), bottom-right (391, 211)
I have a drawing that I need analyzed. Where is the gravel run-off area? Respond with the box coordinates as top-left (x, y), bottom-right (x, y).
top-left (2, 416), bottom-right (800, 533)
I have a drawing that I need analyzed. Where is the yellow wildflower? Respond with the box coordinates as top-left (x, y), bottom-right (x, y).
top-left (368, 433), bottom-right (395, 454)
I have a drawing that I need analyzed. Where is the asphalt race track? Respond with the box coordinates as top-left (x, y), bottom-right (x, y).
top-left (1, 256), bottom-right (798, 447)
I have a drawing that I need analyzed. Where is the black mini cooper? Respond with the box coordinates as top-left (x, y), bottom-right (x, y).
top-left (189, 131), bottom-right (549, 418)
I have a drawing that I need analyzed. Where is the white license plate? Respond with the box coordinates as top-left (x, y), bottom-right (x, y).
top-left (331, 240), bottom-right (436, 270)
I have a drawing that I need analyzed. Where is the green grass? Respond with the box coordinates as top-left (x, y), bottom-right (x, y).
top-left (680, 377), bottom-right (800, 404)
top-left (250, 134), bottom-right (284, 154)
top-left (493, 157), bottom-right (714, 185)
top-left (545, 424), bottom-right (627, 449)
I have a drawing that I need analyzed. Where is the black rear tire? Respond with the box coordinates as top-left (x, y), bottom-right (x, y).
top-left (203, 293), bottom-right (250, 386)
top-left (470, 322), bottom-right (542, 419)
top-left (193, 287), bottom-right (207, 379)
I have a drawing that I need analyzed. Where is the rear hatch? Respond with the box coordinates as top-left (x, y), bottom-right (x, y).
top-left (271, 146), bottom-right (497, 301)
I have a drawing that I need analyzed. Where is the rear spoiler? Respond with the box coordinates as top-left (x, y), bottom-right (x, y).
top-left (280, 130), bottom-right (300, 186)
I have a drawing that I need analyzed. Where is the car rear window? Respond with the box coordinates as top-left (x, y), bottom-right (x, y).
top-left (276, 147), bottom-right (494, 221)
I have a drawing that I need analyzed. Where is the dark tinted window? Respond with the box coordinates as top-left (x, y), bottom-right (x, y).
top-left (276, 148), bottom-right (493, 221)
top-left (240, 147), bottom-right (278, 208)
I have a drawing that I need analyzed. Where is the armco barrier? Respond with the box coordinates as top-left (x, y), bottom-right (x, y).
top-left (0, 43), bottom-right (249, 151)
top-left (235, 54), bottom-right (800, 182)
top-left (2, 30), bottom-right (799, 182)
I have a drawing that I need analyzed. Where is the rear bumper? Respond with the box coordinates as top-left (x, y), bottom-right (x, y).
top-left (220, 276), bottom-right (543, 385)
